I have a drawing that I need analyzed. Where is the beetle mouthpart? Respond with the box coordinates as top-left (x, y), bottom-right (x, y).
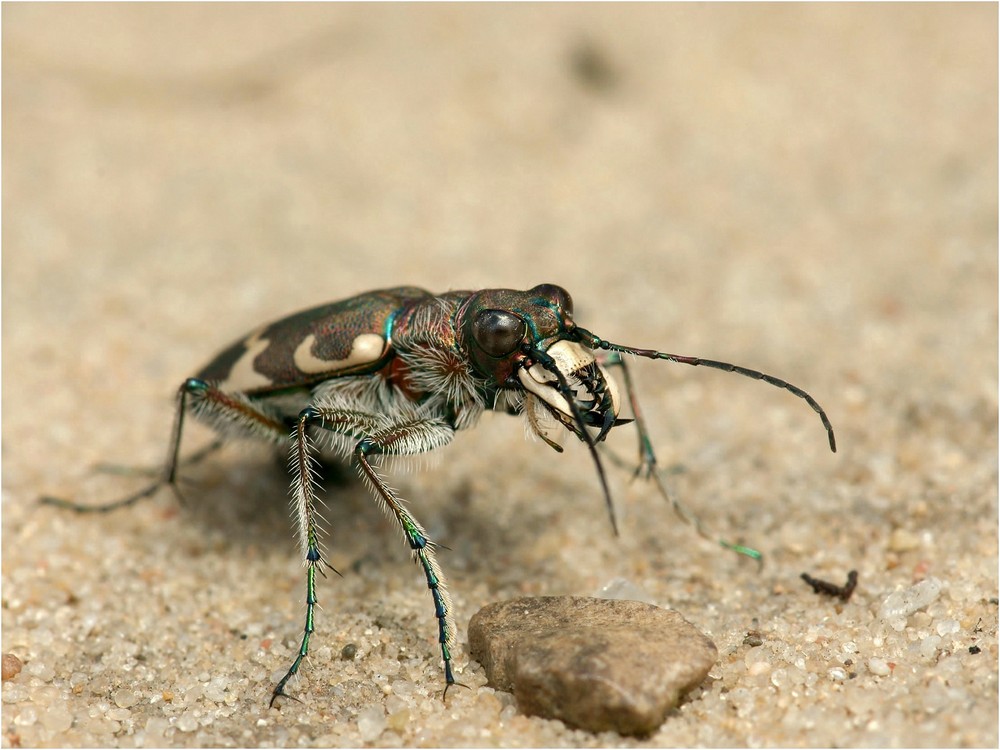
top-left (518, 340), bottom-right (621, 438)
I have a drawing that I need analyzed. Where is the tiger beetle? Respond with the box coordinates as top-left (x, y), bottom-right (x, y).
top-left (41, 283), bottom-right (836, 706)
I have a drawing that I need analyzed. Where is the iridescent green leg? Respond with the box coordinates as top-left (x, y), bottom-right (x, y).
top-left (270, 406), bottom-right (337, 707)
top-left (600, 352), bottom-right (762, 564)
top-left (353, 433), bottom-right (459, 692)
top-left (272, 404), bottom-right (456, 705)
top-left (269, 560), bottom-right (319, 707)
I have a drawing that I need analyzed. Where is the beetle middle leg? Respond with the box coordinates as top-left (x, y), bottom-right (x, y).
top-left (600, 352), bottom-right (762, 562)
top-left (272, 403), bottom-right (457, 706)
top-left (40, 378), bottom-right (286, 513)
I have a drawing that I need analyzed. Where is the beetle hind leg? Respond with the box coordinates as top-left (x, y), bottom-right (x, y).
top-left (40, 379), bottom-right (200, 513)
top-left (40, 378), bottom-right (287, 514)
top-left (92, 436), bottom-right (224, 484)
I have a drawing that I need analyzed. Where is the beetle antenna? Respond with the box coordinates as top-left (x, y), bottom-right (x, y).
top-left (527, 346), bottom-right (620, 536)
top-left (574, 328), bottom-right (836, 453)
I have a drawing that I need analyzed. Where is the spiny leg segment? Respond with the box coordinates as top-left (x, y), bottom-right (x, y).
top-left (272, 403), bottom-right (458, 706)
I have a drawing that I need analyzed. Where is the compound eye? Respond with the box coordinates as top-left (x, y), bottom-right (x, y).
top-left (472, 309), bottom-right (526, 357)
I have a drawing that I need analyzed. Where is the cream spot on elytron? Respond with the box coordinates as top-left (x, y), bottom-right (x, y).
top-left (293, 333), bottom-right (385, 375)
top-left (221, 329), bottom-right (273, 391)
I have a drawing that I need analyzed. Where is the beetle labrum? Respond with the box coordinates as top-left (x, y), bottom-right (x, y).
top-left (43, 284), bottom-right (836, 706)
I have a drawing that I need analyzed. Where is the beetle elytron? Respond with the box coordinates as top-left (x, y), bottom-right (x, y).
top-left (43, 284), bottom-right (836, 705)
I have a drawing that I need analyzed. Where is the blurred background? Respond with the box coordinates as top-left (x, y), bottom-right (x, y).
top-left (3, 4), bottom-right (996, 747)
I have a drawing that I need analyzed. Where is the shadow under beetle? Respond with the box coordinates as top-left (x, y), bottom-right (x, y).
top-left (43, 283), bottom-right (836, 706)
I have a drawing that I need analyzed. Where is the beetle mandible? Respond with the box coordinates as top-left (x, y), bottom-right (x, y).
top-left (43, 283), bottom-right (836, 706)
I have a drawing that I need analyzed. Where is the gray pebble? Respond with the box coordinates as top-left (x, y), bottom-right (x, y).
top-left (468, 596), bottom-right (717, 735)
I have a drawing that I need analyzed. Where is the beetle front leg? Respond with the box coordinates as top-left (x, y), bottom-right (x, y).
top-left (599, 353), bottom-right (762, 563)
top-left (599, 351), bottom-right (659, 479)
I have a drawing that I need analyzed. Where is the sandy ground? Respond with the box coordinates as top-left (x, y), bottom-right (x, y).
top-left (2, 4), bottom-right (997, 748)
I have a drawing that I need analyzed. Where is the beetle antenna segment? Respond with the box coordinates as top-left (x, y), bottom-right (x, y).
top-left (526, 345), bottom-right (620, 536)
top-left (575, 328), bottom-right (836, 453)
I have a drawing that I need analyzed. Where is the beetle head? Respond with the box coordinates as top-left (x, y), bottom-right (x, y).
top-left (460, 283), bottom-right (628, 533)
top-left (459, 283), bottom-right (837, 538)
top-left (462, 284), bottom-right (625, 446)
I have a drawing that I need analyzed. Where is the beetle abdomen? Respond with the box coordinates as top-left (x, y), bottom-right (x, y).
top-left (196, 287), bottom-right (431, 394)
